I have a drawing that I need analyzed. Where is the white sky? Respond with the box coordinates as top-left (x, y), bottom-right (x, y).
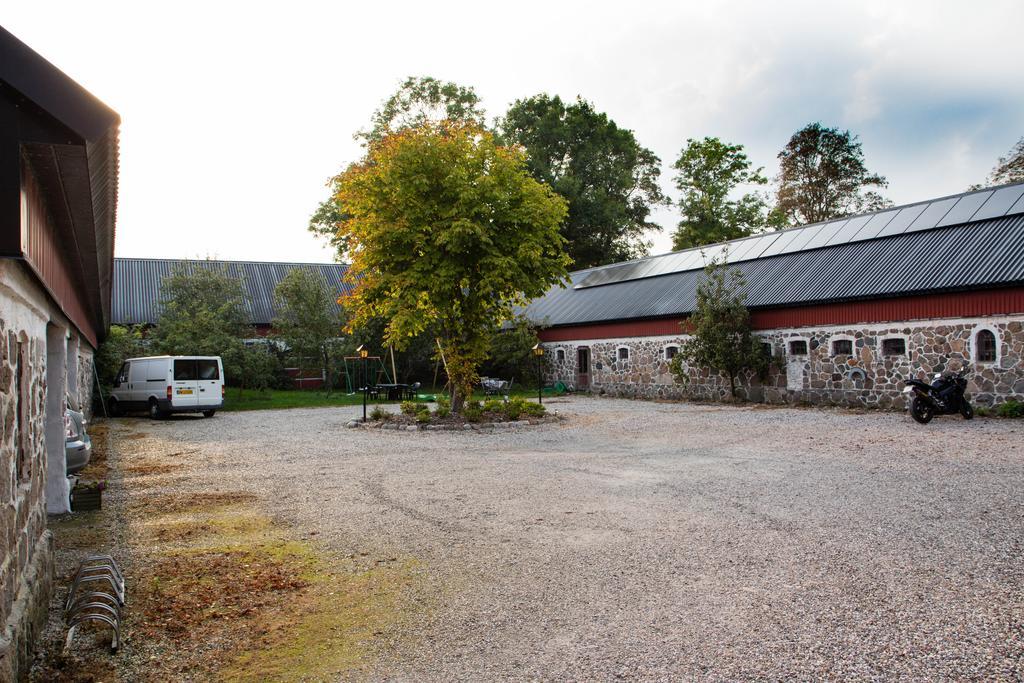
top-left (5, 1), bottom-right (1023, 263)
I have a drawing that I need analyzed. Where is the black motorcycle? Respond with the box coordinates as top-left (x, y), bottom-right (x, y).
top-left (903, 369), bottom-right (974, 424)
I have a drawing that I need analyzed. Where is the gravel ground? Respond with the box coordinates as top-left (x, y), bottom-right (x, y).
top-left (116, 397), bottom-right (1023, 680)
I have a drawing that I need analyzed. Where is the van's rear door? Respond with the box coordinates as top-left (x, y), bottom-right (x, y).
top-left (172, 359), bottom-right (200, 408)
top-left (197, 358), bottom-right (222, 407)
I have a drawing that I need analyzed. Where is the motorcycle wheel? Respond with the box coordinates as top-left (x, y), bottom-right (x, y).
top-left (910, 396), bottom-right (934, 424)
top-left (960, 401), bottom-right (974, 420)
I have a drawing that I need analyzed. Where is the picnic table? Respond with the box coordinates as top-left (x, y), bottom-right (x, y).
top-left (480, 377), bottom-right (510, 395)
top-left (373, 383), bottom-right (409, 401)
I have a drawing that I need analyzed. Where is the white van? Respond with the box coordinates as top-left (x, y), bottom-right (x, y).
top-left (109, 356), bottom-right (224, 419)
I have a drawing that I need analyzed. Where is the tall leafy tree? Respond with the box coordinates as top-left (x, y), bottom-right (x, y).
top-left (774, 122), bottom-right (890, 225)
top-left (498, 95), bottom-right (667, 268)
top-left (310, 76), bottom-right (485, 260)
top-left (670, 259), bottom-right (767, 399)
top-left (671, 137), bottom-right (781, 250)
top-left (151, 265), bottom-right (251, 385)
top-left (975, 136), bottom-right (1024, 189)
top-left (273, 269), bottom-right (348, 395)
top-left (333, 122), bottom-right (570, 411)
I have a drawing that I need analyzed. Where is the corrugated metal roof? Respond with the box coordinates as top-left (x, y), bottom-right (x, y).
top-left (524, 211), bottom-right (1024, 327)
top-left (573, 181), bottom-right (1024, 290)
top-left (112, 258), bottom-right (351, 326)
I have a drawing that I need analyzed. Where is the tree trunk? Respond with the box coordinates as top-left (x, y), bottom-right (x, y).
top-left (728, 371), bottom-right (737, 399)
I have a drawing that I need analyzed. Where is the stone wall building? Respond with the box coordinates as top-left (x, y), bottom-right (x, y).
top-left (0, 27), bottom-right (119, 680)
top-left (527, 184), bottom-right (1024, 410)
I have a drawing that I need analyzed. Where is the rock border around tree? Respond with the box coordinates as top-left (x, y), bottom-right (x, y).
top-left (345, 415), bottom-right (562, 431)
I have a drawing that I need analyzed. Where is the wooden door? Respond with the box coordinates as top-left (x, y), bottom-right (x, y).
top-left (577, 347), bottom-right (590, 389)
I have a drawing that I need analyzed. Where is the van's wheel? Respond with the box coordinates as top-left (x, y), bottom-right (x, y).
top-left (910, 397), bottom-right (934, 424)
top-left (107, 397), bottom-right (122, 417)
top-left (202, 410), bottom-right (216, 418)
top-left (148, 399), bottom-right (165, 420)
top-left (960, 401), bottom-right (974, 420)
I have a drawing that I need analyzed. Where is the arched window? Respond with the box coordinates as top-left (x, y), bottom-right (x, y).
top-left (556, 349), bottom-right (565, 362)
top-left (664, 346), bottom-right (679, 360)
top-left (976, 329), bottom-right (997, 363)
top-left (617, 347), bottom-right (630, 361)
top-left (788, 340), bottom-right (807, 355)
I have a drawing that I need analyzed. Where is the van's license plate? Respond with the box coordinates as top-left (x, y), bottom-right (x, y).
top-left (177, 388), bottom-right (193, 395)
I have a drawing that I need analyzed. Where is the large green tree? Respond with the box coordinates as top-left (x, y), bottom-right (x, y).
top-left (774, 122), bottom-right (890, 225)
top-left (333, 122), bottom-right (570, 411)
top-left (310, 76), bottom-right (485, 259)
top-left (272, 269), bottom-right (348, 395)
top-left (152, 265), bottom-right (250, 385)
top-left (498, 95), bottom-right (667, 268)
top-left (975, 136), bottom-right (1024, 189)
top-left (671, 137), bottom-right (782, 250)
top-left (670, 260), bottom-right (768, 398)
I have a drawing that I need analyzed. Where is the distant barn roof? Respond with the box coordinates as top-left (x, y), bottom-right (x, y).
top-left (112, 258), bottom-right (350, 326)
top-left (525, 182), bottom-right (1024, 328)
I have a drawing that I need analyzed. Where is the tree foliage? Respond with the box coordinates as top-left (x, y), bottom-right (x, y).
top-left (670, 259), bottom-right (767, 398)
top-left (498, 94), bottom-right (667, 268)
top-left (975, 136), bottom-right (1024, 189)
top-left (360, 76), bottom-right (485, 145)
top-left (671, 137), bottom-right (782, 250)
top-left (311, 76), bottom-right (485, 261)
top-left (273, 269), bottom-right (348, 395)
top-left (151, 265), bottom-right (256, 388)
top-left (481, 316), bottom-right (542, 386)
top-left (774, 122), bottom-right (890, 225)
top-left (95, 325), bottom-right (144, 391)
top-left (333, 122), bottom-right (570, 410)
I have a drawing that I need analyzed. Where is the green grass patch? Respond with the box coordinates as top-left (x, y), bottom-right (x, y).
top-left (221, 386), bottom-right (561, 412)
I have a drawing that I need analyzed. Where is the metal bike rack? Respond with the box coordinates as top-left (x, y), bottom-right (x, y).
top-left (64, 554), bottom-right (125, 653)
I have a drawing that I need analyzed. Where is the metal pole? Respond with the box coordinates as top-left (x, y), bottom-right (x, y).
top-left (362, 355), bottom-right (368, 422)
top-left (537, 354), bottom-right (542, 405)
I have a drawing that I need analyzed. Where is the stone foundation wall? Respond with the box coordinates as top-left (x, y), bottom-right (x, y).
top-left (543, 315), bottom-right (1024, 409)
top-left (0, 260), bottom-right (93, 679)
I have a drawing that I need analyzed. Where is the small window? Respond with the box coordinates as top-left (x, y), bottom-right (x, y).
top-left (832, 339), bottom-right (853, 356)
top-left (198, 359), bottom-right (220, 380)
top-left (881, 338), bottom-right (906, 356)
top-left (115, 362), bottom-right (129, 386)
top-left (617, 347), bottom-right (630, 361)
top-left (174, 359), bottom-right (198, 380)
top-left (788, 340), bottom-right (807, 355)
top-left (556, 349), bottom-right (565, 362)
top-left (976, 330), bottom-right (997, 363)
top-left (665, 346), bottom-right (679, 360)
top-left (760, 342), bottom-right (773, 358)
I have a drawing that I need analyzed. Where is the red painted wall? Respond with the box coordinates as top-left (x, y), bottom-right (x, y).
top-left (20, 162), bottom-right (98, 346)
top-left (537, 287), bottom-right (1024, 342)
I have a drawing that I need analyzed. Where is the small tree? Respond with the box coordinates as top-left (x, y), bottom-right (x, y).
top-left (481, 316), bottom-right (542, 385)
top-left (670, 259), bottom-right (767, 399)
top-left (272, 269), bottom-right (347, 395)
top-left (151, 265), bottom-right (250, 383)
top-left (334, 121), bottom-right (570, 412)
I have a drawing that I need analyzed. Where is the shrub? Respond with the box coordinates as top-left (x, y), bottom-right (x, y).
top-left (996, 399), bottom-right (1024, 418)
top-left (504, 397), bottom-right (527, 420)
top-left (482, 399), bottom-right (504, 413)
top-left (415, 407), bottom-right (432, 424)
top-left (434, 405), bottom-right (451, 419)
top-left (370, 405), bottom-right (389, 421)
top-left (466, 400), bottom-right (481, 411)
top-left (401, 401), bottom-right (419, 415)
top-left (522, 402), bottom-right (546, 417)
top-left (464, 406), bottom-right (483, 423)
